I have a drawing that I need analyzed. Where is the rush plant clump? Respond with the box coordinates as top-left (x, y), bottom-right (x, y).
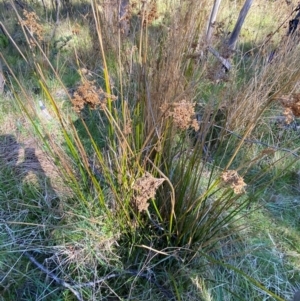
top-left (2, 1), bottom-right (300, 300)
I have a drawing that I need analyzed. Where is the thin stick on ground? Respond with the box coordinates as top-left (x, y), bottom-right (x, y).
top-left (24, 252), bottom-right (84, 301)
top-left (24, 251), bottom-right (175, 299)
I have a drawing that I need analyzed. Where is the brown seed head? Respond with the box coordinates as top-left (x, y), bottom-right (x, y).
top-left (133, 172), bottom-right (165, 212)
top-left (71, 80), bottom-right (116, 113)
top-left (21, 10), bottom-right (44, 43)
top-left (221, 170), bottom-right (246, 194)
top-left (161, 100), bottom-right (199, 131)
top-left (278, 93), bottom-right (300, 123)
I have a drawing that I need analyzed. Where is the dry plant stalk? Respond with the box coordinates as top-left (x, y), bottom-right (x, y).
top-left (121, 101), bottom-right (133, 135)
top-left (221, 170), bottom-right (246, 194)
top-left (160, 100), bottom-right (199, 131)
top-left (71, 80), bottom-right (117, 112)
top-left (133, 172), bottom-right (165, 212)
top-left (142, 0), bottom-right (208, 135)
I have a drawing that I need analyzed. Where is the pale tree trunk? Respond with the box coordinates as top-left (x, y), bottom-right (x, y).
top-left (101, 0), bottom-right (130, 34)
top-left (208, 0), bottom-right (253, 80)
top-left (119, 0), bottom-right (130, 35)
top-left (206, 0), bottom-right (222, 44)
top-left (227, 0), bottom-right (253, 51)
top-left (55, 0), bottom-right (60, 24)
top-left (0, 60), bottom-right (4, 95)
top-left (119, 0), bottom-right (130, 19)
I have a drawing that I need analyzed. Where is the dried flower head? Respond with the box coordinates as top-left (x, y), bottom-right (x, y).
top-left (72, 23), bottom-right (81, 35)
top-left (138, 0), bottom-right (159, 26)
top-left (160, 100), bottom-right (199, 131)
top-left (278, 93), bottom-right (300, 123)
top-left (283, 108), bottom-right (294, 124)
top-left (261, 148), bottom-right (276, 156)
top-left (123, 119), bottom-right (132, 135)
top-left (221, 170), bottom-right (246, 194)
top-left (133, 172), bottom-right (165, 212)
top-left (71, 80), bottom-right (116, 113)
top-left (21, 10), bottom-right (44, 44)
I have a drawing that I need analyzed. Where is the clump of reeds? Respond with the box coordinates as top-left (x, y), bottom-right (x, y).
top-left (3, 0), bottom-right (300, 300)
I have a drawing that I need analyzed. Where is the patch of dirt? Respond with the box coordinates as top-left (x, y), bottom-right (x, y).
top-left (0, 134), bottom-right (71, 200)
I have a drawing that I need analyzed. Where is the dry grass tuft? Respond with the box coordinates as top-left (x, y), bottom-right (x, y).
top-left (133, 172), bottom-right (165, 212)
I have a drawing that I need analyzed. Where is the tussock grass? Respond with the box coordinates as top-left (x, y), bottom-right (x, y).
top-left (1, 0), bottom-right (300, 300)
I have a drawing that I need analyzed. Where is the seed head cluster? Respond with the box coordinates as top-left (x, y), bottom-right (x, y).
top-left (123, 119), bottom-right (132, 135)
top-left (133, 172), bottom-right (165, 212)
top-left (278, 93), bottom-right (300, 124)
top-left (160, 100), bottom-right (199, 131)
top-left (221, 170), bottom-right (246, 194)
top-left (137, 0), bottom-right (159, 27)
top-left (71, 80), bottom-right (116, 112)
top-left (21, 10), bottom-right (44, 45)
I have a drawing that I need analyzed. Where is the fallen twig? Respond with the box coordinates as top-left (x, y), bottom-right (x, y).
top-left (24, 251), bottom-right (175, 300)
top-left (24, 251), bottom-right (84, 301)
top-left (208, 46), bottom-right (231, 71)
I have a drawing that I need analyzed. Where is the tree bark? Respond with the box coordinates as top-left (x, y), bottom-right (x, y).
top-left (0, 59), bottom-right (4, 95)
top-left (119, 0), bottom-right (130, 35)
top-left (206, 0), bottom-right (222, 44)
top-left (227, 0), bottom-right (253, 51)
top-left (208, 0), bottom-right (253, 81)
